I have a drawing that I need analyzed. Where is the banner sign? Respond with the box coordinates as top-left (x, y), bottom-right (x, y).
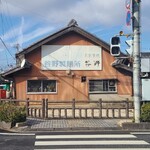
top-left (125, 0), bottom-right (131, 26)
top-left (126, 10), bottom-right (131, 26)
top-left (41, 45), bottom-right (102, 70)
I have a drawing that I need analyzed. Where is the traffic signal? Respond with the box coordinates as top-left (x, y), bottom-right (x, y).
top-left (110, 36), bottom-right (121, 57)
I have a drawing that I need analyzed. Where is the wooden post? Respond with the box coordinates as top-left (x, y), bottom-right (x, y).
top-left (92, 108), bottom-right (94, 118)
top-left (118, 108), bottom-right (121, 118)
top-left (72, 99), bottom-right (75, 118)
top-left (79, 108), bottom-right (81, 118)
top-left (85, 109), bottom-right (87, 118)
top-left (42, 99), bottom-right (45, 118)
top-left (38, 109), bottom-right (41, 118)
top-left (106, 108), bottom-right (109, 118)
top-left (34, 109), bottom-right (37, 117)
top-left (26, 98), bottom-right (29, 116)
top-left (52, 109), bottom-right (55, 118)
top-left (65, 108), bottom-right (67, 118)
top-left (58, 108), bottom-right (61, 118)
top-left (99, 99), bottom-right (102, 118)
top-left (126, 98), bottom-right (129, 118)
top-left (45, 99), bottom-right (48, 119)
top-left (112, 109), bottom-right (115, 118)
top-left (31, 108), bottom-right (33, 117)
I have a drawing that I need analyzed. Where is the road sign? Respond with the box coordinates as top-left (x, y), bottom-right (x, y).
top-left (125, 39), bottom-right (133, 55)
top-left (126, 10), bottom-right (131, 26)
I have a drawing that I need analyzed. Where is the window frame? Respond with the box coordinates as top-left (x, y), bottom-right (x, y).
top-left (27, 80), bottom-right (57, 94)
top-left (89, 79), bottom-right (117, 94)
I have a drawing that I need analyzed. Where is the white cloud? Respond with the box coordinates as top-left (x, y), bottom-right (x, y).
top-left (17, 16), bottom-right (24, 50)
top-left (141, 0), bottom-right (150, 32)
top-left (0, 16), bottom-right (54, 47)
top-left (22, 25), bottom-right (54, 47)
top-left (3, 0), bottom-right (149, 30)
top-left (0, 0), bottom-right (150, 68)
top-left (4, 0), bottom-right (125, 26)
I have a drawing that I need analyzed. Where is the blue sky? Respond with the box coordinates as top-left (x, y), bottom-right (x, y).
top-left (0, 0), bottom-right (149, 71)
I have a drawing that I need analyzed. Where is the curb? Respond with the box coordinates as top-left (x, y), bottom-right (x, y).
top-left (15, 122), bottom-right (27, 127)
top-left (28, 127), bottom-right (122, 132)
top-left (122, 122), bottom-right (150, 130)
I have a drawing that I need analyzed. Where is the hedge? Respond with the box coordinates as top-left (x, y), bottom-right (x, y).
top-left (0, 102), bottom-right (26, 126)
top-left (141, 102), bottom-right (150, 122)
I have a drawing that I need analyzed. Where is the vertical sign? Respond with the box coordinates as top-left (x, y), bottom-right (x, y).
top-left (126, 10), bottom-right (131, 26)
top-left (125, 0), bottom-right (131, 26)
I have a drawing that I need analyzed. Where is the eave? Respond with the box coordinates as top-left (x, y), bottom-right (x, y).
top-left (1, 63), bottom-right (31, 78)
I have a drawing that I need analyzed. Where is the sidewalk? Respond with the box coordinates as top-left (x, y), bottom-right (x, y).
top-left (16, 117), bottom-right (132, 132)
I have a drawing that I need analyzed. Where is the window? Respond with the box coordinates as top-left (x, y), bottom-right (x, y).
top-left (89, 79), bottom-right (117, 93)
top-left (27, 80), bottom-right (56, 93)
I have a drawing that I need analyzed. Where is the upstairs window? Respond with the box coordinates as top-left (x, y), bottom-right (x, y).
top-left (89, 79), bottom-right (117, 93)
top-left (27, 80), bottom-right (56, 93)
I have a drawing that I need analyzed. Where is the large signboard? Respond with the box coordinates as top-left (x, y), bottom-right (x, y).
top-left (141, 58), bottom-right (150, 72)
top-left (41, 45), bottom-right (102, 70)
top-left (142, 79), bottom-right (150, 101)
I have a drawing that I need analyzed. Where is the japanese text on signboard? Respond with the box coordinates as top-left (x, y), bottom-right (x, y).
top-left (41, 45), bottom-right (102, 70)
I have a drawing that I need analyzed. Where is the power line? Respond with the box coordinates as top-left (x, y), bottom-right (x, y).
top-left (0, 0), bottom-right (18, 44)
top-left (0, 37), bottom-right (15, 60)
top-left (0, 0), bottom-right (5, 36)
top-left (5, 0), bottom-right (18, 44)
top-left (0, 0), bottom-right (18, 67)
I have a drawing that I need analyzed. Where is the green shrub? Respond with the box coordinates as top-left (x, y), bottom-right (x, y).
top-left (141, 103), bottom-right (150, 122)
top-left (0, 102), bottom-right (26, 125)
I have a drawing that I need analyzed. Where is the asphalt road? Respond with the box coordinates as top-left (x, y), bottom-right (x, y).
top-left (0, 132), bottom-right (35, 150)
top-left (0, 130), bottom-right (150, 150)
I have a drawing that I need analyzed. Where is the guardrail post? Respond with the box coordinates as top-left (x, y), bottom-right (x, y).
top-left (26, 98), bottom-right (29, 116)
top-left (72, 98), bottom-right (75, 118)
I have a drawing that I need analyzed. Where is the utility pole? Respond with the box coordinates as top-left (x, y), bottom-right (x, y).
top-left (132, 0), bottom-right (141, 123)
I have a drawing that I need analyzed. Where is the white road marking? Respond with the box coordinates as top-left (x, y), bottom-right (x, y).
top-left (131, 132), bottom-right (150, 134)
top-left (0, 132), bottom-right (35, 136)
top-left (34, 149), bottom-right (150, 150)
top-left (36, 134), bottom-right (136, 139)
top-left (35, 140), bottom-right (149, 146)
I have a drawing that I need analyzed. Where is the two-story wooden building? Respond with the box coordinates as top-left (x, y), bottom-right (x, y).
top-left (2, 20), bottom-right (133, 101)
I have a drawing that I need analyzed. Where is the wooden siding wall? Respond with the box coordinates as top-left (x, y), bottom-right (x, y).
top-left (15, 32), bottom-right (132, 100)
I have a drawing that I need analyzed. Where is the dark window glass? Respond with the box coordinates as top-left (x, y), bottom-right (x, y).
top-left (89, 79), bottom-right (116, 93)
top-left (27, 80), bottom-right (56, 93)
top-left (43, 80), bottom-right (56, 92)
top-left (27, 80), bottom-right (41, 92)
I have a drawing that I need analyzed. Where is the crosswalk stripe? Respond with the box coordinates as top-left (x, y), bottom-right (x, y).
top-left (131, 132), bottom-right (150, 134)
top-left (36, 134), bottom-right (136, 139)
top-left (34, 133), bottom-right (150, 149)
top-left (0, 133), bottom-right (35, 136)
top-left (35, 140), bottom-right (149, 146)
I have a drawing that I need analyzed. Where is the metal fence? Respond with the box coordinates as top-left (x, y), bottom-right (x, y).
top-left (0, 98), bottom-right (134, 119)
